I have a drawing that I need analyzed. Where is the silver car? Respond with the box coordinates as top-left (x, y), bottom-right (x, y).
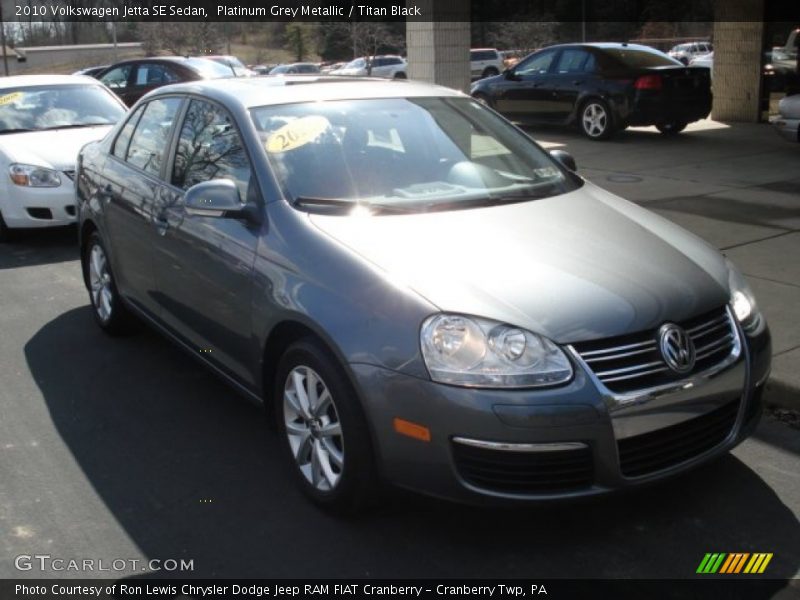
top-left (76, 77), bottom-right (771, 512)
top-left (771, 94), bottom-right (800, 142)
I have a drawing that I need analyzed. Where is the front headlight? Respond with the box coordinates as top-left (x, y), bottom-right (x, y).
top-left (727, 259), bottom-right (763, 334)
top-left (420, 314), bottom-right (573, 388)
top-left (9, 164), bottom-right (62, 188)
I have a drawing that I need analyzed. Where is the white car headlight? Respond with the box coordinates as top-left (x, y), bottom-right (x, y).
top-left (727, 259), bottom-right (763, 334)
top-left (9, 163), bottom-right (62, 188)
top-left (420, 314), bottom-right (573, 388)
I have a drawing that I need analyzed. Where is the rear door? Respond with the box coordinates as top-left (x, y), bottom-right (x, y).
top-left (550, 48), bottom-right (596, 122)
top-left (102, 96), bottom-right (184, 317)
top-left (151, 98), bottom-right (262, 386)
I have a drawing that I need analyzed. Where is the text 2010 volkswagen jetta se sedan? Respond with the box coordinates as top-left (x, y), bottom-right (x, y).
top-left (76, 77), bottom-right (770, 512)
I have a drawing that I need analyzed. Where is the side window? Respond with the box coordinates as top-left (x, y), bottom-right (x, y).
top-left (112, 104), bottom-right (146, 160)
top-left (555, 49), bottom-right (591, 73)
top-left (135, 63), bottom-right (180, 86)
top-left (171, 100), bottom-right (252, 200)
top-left (100, 64), bottom-right (132, 89)
top-left (515, 51), bottom-right (556, 77)
top-left (125, 97), bottom-right (182, 176)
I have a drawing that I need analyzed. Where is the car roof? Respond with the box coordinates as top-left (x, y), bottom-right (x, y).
top-left (0, 74), bottom-right (100, 89)
top-left (147, 76), bottom-right (464, 109)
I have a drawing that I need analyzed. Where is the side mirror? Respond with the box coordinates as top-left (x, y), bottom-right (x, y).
top-left (549, 150), bottom-right (577, 172)
top-left (185, 179), bottom-right (255, 220)
top-left (504, 68), bottom-right (519, 81)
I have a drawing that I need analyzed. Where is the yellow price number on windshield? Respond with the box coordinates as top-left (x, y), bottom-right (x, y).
top-left (0, 92), bottom-right (23, 106)
top-left (266, 116), bottom-right (330, 153)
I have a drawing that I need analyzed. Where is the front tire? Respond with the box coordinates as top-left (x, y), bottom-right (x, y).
top-left (656, 121), bottom-right (688, 135)
top-left (579, 99), bottom-right (615, 140)
top-left (275, 338), bottom-right (378, 514)
top-left (0, 212), bottom-right (9, 243)
top-left (81, 232), bottom-right (136, 335)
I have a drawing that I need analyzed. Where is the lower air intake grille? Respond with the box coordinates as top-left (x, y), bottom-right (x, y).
top-left (617, 400), bottom-right (739, 478)
top-left (452, 441), bottom-right (593, 494)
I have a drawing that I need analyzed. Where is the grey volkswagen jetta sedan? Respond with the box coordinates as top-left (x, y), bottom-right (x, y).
top-left (76, 77), bottom-right (771, 512)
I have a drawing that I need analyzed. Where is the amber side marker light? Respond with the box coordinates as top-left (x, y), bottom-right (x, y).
top-left (393, 418), bottom-right (431, 442)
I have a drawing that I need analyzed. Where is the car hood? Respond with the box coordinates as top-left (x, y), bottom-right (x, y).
top-left (308, 182), bottom-right (731, 344)
top-left (0, 125), bottom-right (113, 170)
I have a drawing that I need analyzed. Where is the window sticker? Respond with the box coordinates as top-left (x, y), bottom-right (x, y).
top-left (265, 116), bottom-right (330, 153)
top-left (0, 92), bottom-right (23, 106)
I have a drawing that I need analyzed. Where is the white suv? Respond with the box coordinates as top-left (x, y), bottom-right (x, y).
top-left (470, 48), bottom-right (504, 80)
top-left (668, 42), bottom-right (713, 65)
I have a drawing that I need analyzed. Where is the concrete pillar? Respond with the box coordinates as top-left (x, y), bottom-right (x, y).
top-left (406, 1), bottom-right (471, 92)
top-left (712, 0), bottom-right (765, 122)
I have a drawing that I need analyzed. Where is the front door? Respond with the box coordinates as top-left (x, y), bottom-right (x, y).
top-left (493, 49), bottom-right (560, 121)
top-left (151, 98), bottom-right (262, 387)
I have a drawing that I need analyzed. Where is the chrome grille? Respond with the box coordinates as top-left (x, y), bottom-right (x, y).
top-left (572, 306), bottom-right (737, 394)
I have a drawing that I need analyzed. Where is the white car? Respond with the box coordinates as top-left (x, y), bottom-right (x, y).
top-left (689, 51), bottom-right (714, 79)
top-left (470, 48), bottom-right (504, 80)
top-left (0, 75), bottom-right (126, 241)
top-left (771, 94), bottom-right (800, 143)
top-left (331, 56), bottom-right (407, 78)
top-left (668, 42), bottom-right (713, 65)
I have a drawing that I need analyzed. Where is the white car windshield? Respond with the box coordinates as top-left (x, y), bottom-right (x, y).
top-left (251, 97), bottom-right (580, 214)
top-left (0, 84), bottom-right (125, 134)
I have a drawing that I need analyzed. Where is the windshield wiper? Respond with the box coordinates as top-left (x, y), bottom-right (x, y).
top-left (39, 123), bottom-right (110, 131)
top-left (292, 196), bottom-right (418, 214)
top-left (0, 128), bottom-right (35, 135)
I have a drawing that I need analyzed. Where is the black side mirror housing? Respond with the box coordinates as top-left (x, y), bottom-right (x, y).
top-left (504, 69), bottom-right (519, 81)
top-left (550, 150), bottom-right (577, 172)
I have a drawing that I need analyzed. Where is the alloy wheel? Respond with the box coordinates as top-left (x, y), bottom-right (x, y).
top-left (582, 103), bottom-right (608, 138)
top-left (88, 244), bottom-right (113, 322)
top-left (283, 366), bottom-right (345, 492)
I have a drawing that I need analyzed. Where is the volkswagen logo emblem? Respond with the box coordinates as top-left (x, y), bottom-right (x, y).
top-left (658, 323), bottom-right (696, 374)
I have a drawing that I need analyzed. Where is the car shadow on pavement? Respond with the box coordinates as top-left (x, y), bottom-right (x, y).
top-left (24, 307), bottom-right (800, 581)
top-left (0, 226), bottom-right (78, 270)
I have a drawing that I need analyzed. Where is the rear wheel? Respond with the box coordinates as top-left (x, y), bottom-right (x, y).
top-left (275, 338), bottom-right (378, 514)
top-left (393, 71), bottom-right (407, 79)
top-left (579, 99), bottom-right (615, 140)
top-left (481, 66), bottom-right (500, 78)
top-left (82, 232), bottom-right (136, 335)
top-left (656, 121), bottom-right (688, 135)
top-left (0, 212), bottom-right (9, 243)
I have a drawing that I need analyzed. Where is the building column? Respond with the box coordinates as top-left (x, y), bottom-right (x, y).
top-left (406, 1), bottom-right (471, 92)
top-left (712, 0), bottom-right (766, 122)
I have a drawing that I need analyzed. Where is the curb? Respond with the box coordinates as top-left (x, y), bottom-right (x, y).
top-left (765, 378), bottom-right (800, 411)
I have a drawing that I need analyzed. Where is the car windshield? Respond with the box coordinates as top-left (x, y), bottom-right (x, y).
top-left (250, 97), bottom-right (580, 214)
top-left (0, 84), bottom-right (125, 133)
top-left (184, 58), bottom-right (235, 79)
top-left (604, 48), bottom-right (682, 68)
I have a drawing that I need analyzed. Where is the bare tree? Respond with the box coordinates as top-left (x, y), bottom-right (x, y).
top-left (487, 17), bottom-right (557, 56)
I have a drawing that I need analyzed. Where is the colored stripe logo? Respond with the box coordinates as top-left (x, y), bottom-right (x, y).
top-left (697, 553), bottom-right (773, 574)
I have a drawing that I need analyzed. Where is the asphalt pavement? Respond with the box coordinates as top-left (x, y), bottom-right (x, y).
top-left (0, 119), bottom-right (799, 587)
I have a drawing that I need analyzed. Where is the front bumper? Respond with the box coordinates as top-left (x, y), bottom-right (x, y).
top-left (0, 176), bottom-right (77, 229)
top-left (770, 116), bottom-right (800, 142)
top-left (351, 324), bottom-right (770, 505)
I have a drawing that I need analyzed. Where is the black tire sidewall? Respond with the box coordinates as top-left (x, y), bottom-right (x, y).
top-left (0, 211), bottom-right (10, 243)
top-left (274, 339), bottom-right (376, 513)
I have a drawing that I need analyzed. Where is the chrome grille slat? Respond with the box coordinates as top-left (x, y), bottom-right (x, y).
top-left (572, 307), bottom-right (736, 394)
top-left (602, 365), bottom-right (671, 384)
top-left (583, 346), bottom-right (657, 364)
top-left (595, 360), bottom-right (665, 379)
top-left (579, 339), bottom-right (657, 358)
